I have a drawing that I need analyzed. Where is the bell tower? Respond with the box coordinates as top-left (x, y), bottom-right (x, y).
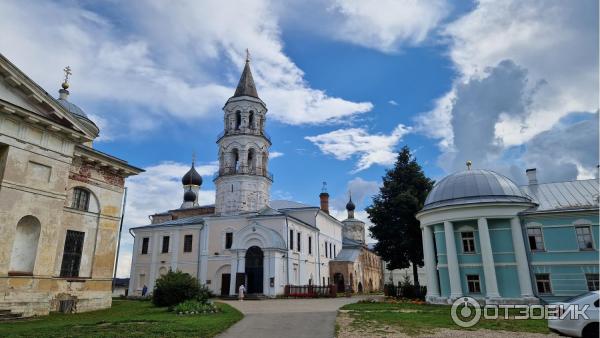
top-left (214, 52), bottom-right (272, 215)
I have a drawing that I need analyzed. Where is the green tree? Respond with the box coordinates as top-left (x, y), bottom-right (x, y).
top-left (366, 146), bottom-right (433, 288)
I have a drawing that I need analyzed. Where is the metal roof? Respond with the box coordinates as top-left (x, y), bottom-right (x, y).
top-left (269, 200), bottom-right (314, 210)
top-left (57, 97), bottom-right (88, 118)
top-left (333, 248), bottom-right (360, 262)
top-left (423, 169), bottom-right (532, 211)
top-left (134, 215), bottom-right (205, 230)
top-left (520, 179), bottom-right (599, 213)
top-left (233, 60), bottom-right (259, 98)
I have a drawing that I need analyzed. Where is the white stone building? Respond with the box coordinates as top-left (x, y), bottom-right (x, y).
top-left (128, 57), bottom-right (359, 297)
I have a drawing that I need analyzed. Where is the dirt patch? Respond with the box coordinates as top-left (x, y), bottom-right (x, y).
top-left (336, 312), bottom-right (557, 338)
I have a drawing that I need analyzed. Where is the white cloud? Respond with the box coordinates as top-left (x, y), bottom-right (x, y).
top-left (305, 125), bottom-right (411, 172)
top-left (388, 100), bottom-right (398, 106)
top-left (326, 0), bottom-right (449, 53)
top-left (416, 0), bottom-right (598, 179)
top-left (0, 0), bottom-right (373, 138)
top-left (270, 151), bottom-right (284, 159)
top-left (331, 177), bottom-right (380, 210)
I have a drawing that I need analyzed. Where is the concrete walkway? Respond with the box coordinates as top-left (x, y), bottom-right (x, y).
top-left (218, 296), bottom-right (377, 338)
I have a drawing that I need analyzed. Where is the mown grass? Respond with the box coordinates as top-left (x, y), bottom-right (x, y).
top-left (340, 301), bottom-right (549, 336)
top-left (0, 299), bottom-right (243, 338)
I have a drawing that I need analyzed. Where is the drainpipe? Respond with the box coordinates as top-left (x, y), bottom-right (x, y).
top-left (285, 217), bottom-right (290, 286)
top-left (112, 187), bottom-right (128, 291)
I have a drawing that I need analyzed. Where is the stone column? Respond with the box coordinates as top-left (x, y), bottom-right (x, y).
top-left (422, 225), bottom-right (440, 298)
top-left (477, 218), bottom-right (500, 298)
top-left (510, 217), bottom-right (534, 297)
top-left (229, 251), bottom-right (239, 296)
top-left (444, 221), bottom-right (463, 298)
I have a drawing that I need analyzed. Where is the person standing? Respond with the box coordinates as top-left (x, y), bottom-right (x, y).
top-left (238, 284), bottom-right (246, 301)
top-left (142, 285), bottom-right (148, 297)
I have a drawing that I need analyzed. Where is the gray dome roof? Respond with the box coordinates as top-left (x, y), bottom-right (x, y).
top-left (423, 169), bottom-right (532, 211)
top-left (57, 97), bottom-right (88, 118)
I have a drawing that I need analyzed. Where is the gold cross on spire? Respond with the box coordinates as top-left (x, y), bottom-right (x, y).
top-left (62, 66), bottom-right (72, 89)
top-left (245, 48), bottom-right (250, 62)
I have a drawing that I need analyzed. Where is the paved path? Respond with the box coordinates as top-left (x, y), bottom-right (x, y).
top-left (218, 296), bottom-right (378, 338)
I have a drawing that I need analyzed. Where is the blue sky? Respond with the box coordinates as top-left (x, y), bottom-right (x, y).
top-left (0, 0), bottom-right (597, 277)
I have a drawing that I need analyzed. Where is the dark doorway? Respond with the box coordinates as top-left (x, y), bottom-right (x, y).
top-left (245, 246), bottom-right (264, 294)
top-left (358, 281), bottom-right (363, 293)
top-left (334, 273), bottom-right (345, 292)
top-left (221, 273), bottom-right (231, 296)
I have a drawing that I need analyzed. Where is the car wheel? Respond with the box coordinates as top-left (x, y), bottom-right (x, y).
top-left (582, 322), bottom-right (599, 338)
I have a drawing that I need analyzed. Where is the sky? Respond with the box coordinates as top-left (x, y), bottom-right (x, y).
top-left (0, 0), bottom-right (597, 278)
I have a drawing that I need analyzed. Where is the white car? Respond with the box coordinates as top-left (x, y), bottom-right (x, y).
top-left (548, 291), bottom-right (599, 338)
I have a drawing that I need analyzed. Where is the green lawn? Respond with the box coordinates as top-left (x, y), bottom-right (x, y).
top-left (0, 300), bottom-right (243, 338)
top-left (340, 301), bottom-right (549, 336)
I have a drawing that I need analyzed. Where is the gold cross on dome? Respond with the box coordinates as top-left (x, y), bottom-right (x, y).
top-left (63, 66), bottom-right (72, 83)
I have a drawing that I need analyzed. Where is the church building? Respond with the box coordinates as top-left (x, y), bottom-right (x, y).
top-left (418, 163), bottom-right (599, 304)
top-left (0, 54), bottom-right (142, 316)
top-left (128, 56), bottom-right (383, 297)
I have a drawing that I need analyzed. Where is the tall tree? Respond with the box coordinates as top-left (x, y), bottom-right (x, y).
top-left (366, 146), bottom-right (433, 287)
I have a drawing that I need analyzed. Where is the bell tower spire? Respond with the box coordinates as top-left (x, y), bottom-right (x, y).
top-left (214, 53), bottom-right (272, 215)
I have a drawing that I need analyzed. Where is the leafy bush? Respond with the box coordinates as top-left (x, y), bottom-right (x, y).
top-left (384, 275), bottom-right (427, 300)
top-left (197, 284), bottom-right (215, 304)
top-left (173, 300), bottom-right (220, 315)
top-left (152, 270), bottom-right (202, 307)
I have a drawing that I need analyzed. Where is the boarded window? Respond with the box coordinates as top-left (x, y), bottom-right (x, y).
top-left (527, 228), bottom-right (545, 251)
top-left (535, 274), bottom-right (552, 294)
top-left (60, 230), bottom-right (85, 277)
top-left (225, 232), bottom-right (233, 249)
top-left (461, 232), bottom-right (476, 253)
top-left (184, 235), bottom-right (193, 253)
top-left (161, 236), bottom-right (170, 253)
top-left (141, 237), bottom-right (149, 254)
top-left (467, 275), bottom-right (481, 293)
top-left (576, 226), bottom-right (594, 250)
top-left (72, 188), bottom-right (90, 211)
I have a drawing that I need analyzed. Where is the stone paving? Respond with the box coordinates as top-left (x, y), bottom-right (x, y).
top-left (218, 296), bottom-right (376, 338)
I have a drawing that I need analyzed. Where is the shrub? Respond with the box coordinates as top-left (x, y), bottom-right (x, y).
top-left (152, 270), bottom-right (202, 307)
top-left (173, 300), bottom-right (220, 315)
top-left (197, 284), bottom-right (215, 304)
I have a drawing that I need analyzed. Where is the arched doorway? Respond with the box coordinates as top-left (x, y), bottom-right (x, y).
top-left (358, 281), bottom-right (363, 293)
top-left (334, 273), bottom-right (345, 292)
top-left (245, 246), bottom-right (263, 294)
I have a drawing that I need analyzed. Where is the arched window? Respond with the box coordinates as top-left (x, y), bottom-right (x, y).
top-left (248, 149), bottom-right (256, 173)
top-left (232, 149), bottom-right (240, 173)
top-left (72, 187), bottom-right (90, 211)
top-left (9, 216), bottom-right (41, 275)
top-left (249, 111), bottom-right (254, 129)
top-left (235, 111), bottom-right (241, 130)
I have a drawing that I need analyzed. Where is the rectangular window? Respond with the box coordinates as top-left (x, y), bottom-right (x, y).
top-left (334, 244), bottom-right (336, 258)
top-left (297, 232), bottom-right (301, 252)
top-left (576, 226), bottom-right (594, 250)
top-left (60, 230), bottom-right (85, 277)
top-left (329, 243), bottom-right (333, 258)
top-left (467, 275), bottom-right (481, 293)
top-left (162, 236), bottom-right (170, 253)
top-left (587, 273), bottom-right (599, 291)
top-left (535, 274), bottom-right (552, 294)
top-left (308, 236), bottom-right (312, 255)
top-left (325, 241), bottom-right (328, 258)
top-left (225, 232), bottom-right (233, 249)
top-left (527, 227), bottom-right (545, 251)
top-left (461, 232), bottom-right (476, 253)
top-left (289, 230), bottom-right (294, 250)
top-left (183, 234), bottom-right (193, 253)
top-left (141, 237), bottom-right (149, 255)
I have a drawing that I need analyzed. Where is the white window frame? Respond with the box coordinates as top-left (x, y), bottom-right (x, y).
top-left (527, 227), bottom-right (546, 252)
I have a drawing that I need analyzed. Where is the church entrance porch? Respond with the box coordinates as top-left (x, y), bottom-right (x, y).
top-left (245, 246), bottom-right (264, 294)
